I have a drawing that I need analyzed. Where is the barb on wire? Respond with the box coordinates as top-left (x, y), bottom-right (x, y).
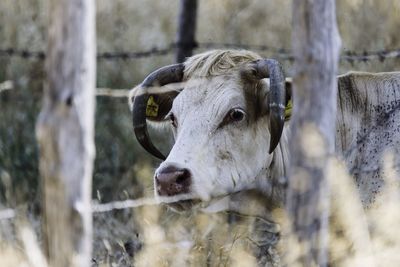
top-left (1, 43), bottom-right (400, 62)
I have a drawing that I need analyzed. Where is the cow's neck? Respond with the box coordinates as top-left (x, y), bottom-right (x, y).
top-left (255, 125), bottom-right (291, 208)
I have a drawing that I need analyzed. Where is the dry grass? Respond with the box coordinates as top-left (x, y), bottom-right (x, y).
top-left (1, 156), bottom-right (400, 267)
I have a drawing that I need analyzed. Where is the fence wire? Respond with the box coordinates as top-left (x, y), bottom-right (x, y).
top-left (1, 42), bottom-right (400, 62)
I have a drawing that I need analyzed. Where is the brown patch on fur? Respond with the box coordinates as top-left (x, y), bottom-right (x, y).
top-left (217, 150), bottom-right (233, 161)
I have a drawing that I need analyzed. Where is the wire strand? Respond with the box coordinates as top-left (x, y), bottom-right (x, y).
top-left (1, 43), bottom-right (400, 62)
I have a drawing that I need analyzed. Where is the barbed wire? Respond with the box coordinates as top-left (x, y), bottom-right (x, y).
top-left (92, 193), bottom-right (194, 213)
top-left (96, 88), bottom-right (130, 97)
top-left (0, 194), bottom-right (196, 220)
top-left (341, 49), bottom-right (400, 63)
top-left (98, 44), bottom-right (175, 60)
top-left (1, 42), bottom-right (400, 63)
top-left (0, 48), bottom-right (45, 60)
top-left (0, 81), bottom-right (130, 97)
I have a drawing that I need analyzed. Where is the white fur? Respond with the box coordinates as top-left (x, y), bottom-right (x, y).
top-left (131, 50), bottom-right (400, 222)
top-left (154, 67), bottom-right (289, 219)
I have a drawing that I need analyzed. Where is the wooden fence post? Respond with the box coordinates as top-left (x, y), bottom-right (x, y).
top-left (286, 0), bottom-right (341, 265)
top-left (36, 0), bottom-right (96, 266)
top-left (176, 0), bottom-right (198, 63)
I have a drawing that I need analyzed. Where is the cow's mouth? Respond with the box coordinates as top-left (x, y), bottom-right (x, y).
top-left (161, 194), bottom-right (231, 213)
top-left (166, 199), bottom-right (201, 212)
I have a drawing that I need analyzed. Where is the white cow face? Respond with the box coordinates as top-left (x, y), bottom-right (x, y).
top-left (154, 74), bottom-right (274, 209)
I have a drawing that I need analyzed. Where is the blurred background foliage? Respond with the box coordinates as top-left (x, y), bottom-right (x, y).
top-left (0, 0), bottom-right (399, 264)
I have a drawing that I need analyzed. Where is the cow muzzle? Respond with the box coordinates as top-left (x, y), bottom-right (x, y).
top-left (155, 165), bottom-right (192, 197)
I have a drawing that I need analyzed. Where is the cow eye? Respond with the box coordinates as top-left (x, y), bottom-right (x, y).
top-left (169, 113), bottom-right (177, 128)
top-left (227, 108), bottom-right (246, 123)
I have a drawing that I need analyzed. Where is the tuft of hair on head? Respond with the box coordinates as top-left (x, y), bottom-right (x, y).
top-left (183, 49), bottom-right (262, 79)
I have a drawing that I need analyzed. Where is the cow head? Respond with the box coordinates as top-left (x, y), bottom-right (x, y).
top-left (130, 50), bottom-right (288, 211)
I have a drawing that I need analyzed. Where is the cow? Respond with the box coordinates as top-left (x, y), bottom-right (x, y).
top-left (129, 49), bottom-right (400, 264)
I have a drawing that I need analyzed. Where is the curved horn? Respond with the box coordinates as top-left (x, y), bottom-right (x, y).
top-left (132, 64), bottom-right (185, 160)
top-left (244, 59), bottom-right (286, 154)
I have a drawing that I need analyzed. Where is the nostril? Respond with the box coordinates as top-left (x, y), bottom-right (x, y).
top-left (175, 175), bottom-right (185, 184)
top-left (155, 166), bottom-right (191, 196)
top-left (175, 169), bottom-right (190, 185)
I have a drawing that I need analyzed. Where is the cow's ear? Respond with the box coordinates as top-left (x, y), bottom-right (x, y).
top-left (258, 78), bottom-right (292, 119)
top-left (285, 78), bottom-right (292, 106)
top-left (284, 78), bottom-right (292, 121)
top-left (129, 88), bottom-right (179, 122)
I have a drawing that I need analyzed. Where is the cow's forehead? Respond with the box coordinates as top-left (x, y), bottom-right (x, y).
top-left (173, 75), bottom-right (245, 113)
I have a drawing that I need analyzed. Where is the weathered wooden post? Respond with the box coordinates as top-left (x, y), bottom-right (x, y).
top-left (36, 0), bottom-right (96, 266)
top-left (286, 0), bottom-right (341, 265)
top-left (176, 0), bottom-right (198, 63)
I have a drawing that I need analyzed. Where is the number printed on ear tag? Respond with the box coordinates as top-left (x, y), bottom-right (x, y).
top-left (146, 96), bottom-right (159, 117)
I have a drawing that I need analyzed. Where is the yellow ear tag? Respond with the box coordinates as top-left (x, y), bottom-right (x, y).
top-left (146, 96), bottom-right (159, 118)
top-left (285, 99), bottom-right (292, 121)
